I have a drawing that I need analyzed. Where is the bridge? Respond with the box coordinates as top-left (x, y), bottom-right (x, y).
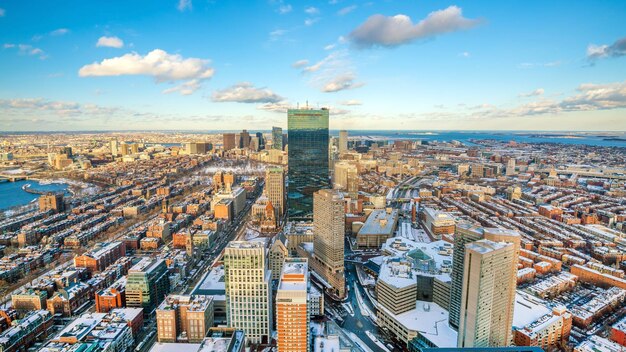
top-left (0, 174), bottom-right (36, 182)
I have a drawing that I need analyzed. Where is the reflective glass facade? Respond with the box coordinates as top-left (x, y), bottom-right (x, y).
top-left (287, 108), bottom-right (330, 220)
top-left (272, 126), bottom-right (283, 150)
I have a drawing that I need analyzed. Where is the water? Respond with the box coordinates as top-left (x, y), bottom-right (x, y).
top-left (332, 130), bottom-right (626, 148)
top-left (0, 180), bottom-right (69, 211)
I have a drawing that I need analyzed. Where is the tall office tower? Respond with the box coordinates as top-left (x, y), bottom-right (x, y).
top-left (313, 189), bottom-right (345, 297)
top-left (110, 140), bottom-right (119, 156)
top-left (272, 126), bottom-right (283, 150)
top-left (120, 143), bottom-right (131, 156)
top-left (333, 161), bottom-right (358, 198)
top-left (265, 166), bottom-right (286, 219)
top-left (287, 108), bottom-right (330, 220)
top-left (224, 241), bottom-right (272, 344)
top-left (256, 132), bottom-right (265, 150)
top-left (276, 258), bottom-right (309, 352)
top-left (239, 129), bottom-right (250, 148)
top-left (126, 258), bottom-right (170, 315)
top-left (449, 224), bottom-right (521, 330)
top-left (457, 240), bottom-right (517, 348)
top-left (250, 136), bottom-right (259, 151)
top-left (223, 133), bottom-right (236, 151)
top-left (506, 158), bottom-right (517, 176)
top-left (338, 130), bottom-right (348, 153)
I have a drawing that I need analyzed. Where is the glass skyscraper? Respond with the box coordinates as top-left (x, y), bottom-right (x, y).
top-left (272, 126), bottom-right (283, 150)
top-left (287, 108), bottom-right (330, 220)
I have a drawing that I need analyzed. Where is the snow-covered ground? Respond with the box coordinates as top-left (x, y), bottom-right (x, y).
top-left (347, 332), bottom-right (374, 352)
top-left (365, 331), bottom-right (391, 352)
top-left (354, 282), bottom-right (376, 322)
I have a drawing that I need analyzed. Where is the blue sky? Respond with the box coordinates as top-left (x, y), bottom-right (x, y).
top-left (0, 0), bottom-right (625, 131)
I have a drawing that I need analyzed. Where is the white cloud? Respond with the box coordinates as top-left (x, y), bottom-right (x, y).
top-left (278, 4), bottom-right (292, 14)
top-left (298, 50), bottom-right (363, 93)
top-left (338, 5), bottom-right (357, 16)
top-left (587, 37), bottom-right (626, 60)
top-left (212, 82), bottom-right (283, 103)
top-left (305, 18), bottom-right (319, 26)
top-left (470, 81), bottom-right (626, 119)
top-left (79, 49), bottom-right (214, 95)
top-left (292, 59), bottom-right (309, 68)
top-left (0, 8), bottom-right (5, 17)
top-left (96, 36), bottom-right (124, 48)
top-left (324, 44), bottom-right (336, 51)
top-left (178, 0), bottom-right (192, 12)
top-left (340, 99), bottom-right (362, 106)
top-left (50, 28), bottom-right (70, 36)
top-left (0, 98), bottom-right (120, 117)
top-left (258, 101), bottom-right (291, 113)
top-left (518, 88), bottom-right (544, 97)
top-left (305, 6), bottom-right (319, 15)
top-left (162, 79), bottom-right (201, 95)
top-left (518, 61), bottom-right (561, 69)
top-left (349, 6), bottom-right (481, 48)
top-left (79, 49), bottom-right (213, 81)
top-left (4, 44), bottom-right (47, 59)
top-left (459, 51), bottom-right (470, 58)
top-left (323, 73), bottom-right (364, 92)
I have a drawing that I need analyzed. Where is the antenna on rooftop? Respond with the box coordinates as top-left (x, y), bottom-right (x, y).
top-left (306, 100), bottom-right (309, 109)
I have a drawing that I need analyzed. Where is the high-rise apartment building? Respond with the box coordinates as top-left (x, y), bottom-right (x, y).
top-left (276, 258), bottom-right (309, 352)
top-left (156, 295), bottom-right (214, 343)
top-left (265, 166), bottom-right (285, 219)
top-left (333, 161), bottom-right (358, 197)
top-left (110, 140), bottom-right (119, 156)
top-left (449, 223), bottom-right (483, 330)
top-left (126, 258), bottom-right (170, 315)
top-left (506, 158), bottom-right (517, 176)
top-left (457, 239), bottom-right (517, 348)
top-left (224, 241), bottom-right (272, 344)
top-left (223, 133), bottom-right (236, 151)
top-left (338, 130), bottom-right (348, 153)
top-left (449, 223), bottom-right (521, 331)
top-left (272, 126), bottom-right (283, 150)
top-left (312, 189), bottom-right (345, 297)
top-left (287, 108), bottom-right (330, 220)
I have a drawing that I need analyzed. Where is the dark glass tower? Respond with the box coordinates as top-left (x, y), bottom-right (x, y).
top-left (272, 126), bottom-right (283, 150)
top-left (287, 108), bottom-right (330, 220)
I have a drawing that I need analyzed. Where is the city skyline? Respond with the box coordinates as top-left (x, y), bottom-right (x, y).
top-left (1, 1), bottom-right (626, 131)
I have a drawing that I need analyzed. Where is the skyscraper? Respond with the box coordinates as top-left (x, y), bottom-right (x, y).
top-left (223, 133), bottom-right (236, 151)
top-left (110, 140), bottom-right (119, 156)
top-left (338, 130), bottom-right (348, 153)
top-left (265, 166), bottom-right (285, 220)
top-left (272, 126), bottom-right (283, 150)
top-left (457, 239), bottom-right (517, 348)
top-left (449, 224), bottom-right (521, 330)
top-left (287, 108), bottom-right (330, 220)
top-left (449, 223), bottom-right (483, 330)
top-left (333, 161), bottom-right (358, 198)
top-left (276, 258), bottom-right (309, 352)
top-left (239, 130), bottom-right (250, 149)
top-left (256, 132), bottom-right (265, 150)
top-left (224, 241), bottom-right (272, 344)
top-left (313, 189), bottom-right (345, 297)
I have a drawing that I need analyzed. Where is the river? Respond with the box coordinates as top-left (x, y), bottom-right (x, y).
top-left (0, 180), bottom-right (69, 211)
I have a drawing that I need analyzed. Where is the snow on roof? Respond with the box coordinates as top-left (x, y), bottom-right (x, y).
top-left (513, 292), bottom-right (551, 329)
top-left (379, 301), bottom-right (457, 348)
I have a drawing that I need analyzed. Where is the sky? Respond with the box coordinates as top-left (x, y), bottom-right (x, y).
top-left (0, 0), bottom-right (625, 131)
